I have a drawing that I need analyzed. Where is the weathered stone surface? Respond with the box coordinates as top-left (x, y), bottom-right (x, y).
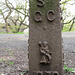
top-left (29, 0), bottom-right (63, 75)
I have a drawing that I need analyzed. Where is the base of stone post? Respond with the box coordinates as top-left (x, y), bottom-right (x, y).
top-left (33, 71), bottom-right (59, 75)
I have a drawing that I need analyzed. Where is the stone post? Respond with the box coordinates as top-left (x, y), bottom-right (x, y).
top-left (29, 0), bottom-right (63, 75)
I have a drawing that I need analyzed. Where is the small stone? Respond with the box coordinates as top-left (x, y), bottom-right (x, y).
top-left (17, 67), bottom-right (22, 72)
top-left (10, 72), bottom-right (16, 75)
top-left (72, 51), bottom-right (75, 53)
top-left (2, 64), bottom-right (6, 68)
top-left (5, 66), bottom-right (11, 74)
top-left (5, 73), bottom-right (10, 75)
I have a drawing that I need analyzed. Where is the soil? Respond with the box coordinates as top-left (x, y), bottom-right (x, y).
top-left (0, 32), bottom-right (75, 75)
top-left (62, 32), bottom-right (75, 75)
top-left (0, 34), bottom-right (29, 75)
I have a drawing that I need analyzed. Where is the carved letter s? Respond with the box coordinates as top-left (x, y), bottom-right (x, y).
top-left (37, 0), bottom-right (44, 7)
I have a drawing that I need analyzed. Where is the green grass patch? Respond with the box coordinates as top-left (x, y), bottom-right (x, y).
top-left (64, 64), bottom-right (75, 73)
top-left (62, 23), bottom-right (75, 32)
top-left (0, 59), bottom-right (7, 62)
top-left (0, 32), bottom-right (24, 34)
top-left (0, 73), bottom-right (1, 75)
top-left (0, 31), bottom-right (29, 34)
top-left (9, 61), bottom-right (14, 65)
top-left (14, 32), bottom-right (24, 34)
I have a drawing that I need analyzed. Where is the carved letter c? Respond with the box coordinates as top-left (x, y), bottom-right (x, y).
top-left (34, 11), bottom-right (42, 22)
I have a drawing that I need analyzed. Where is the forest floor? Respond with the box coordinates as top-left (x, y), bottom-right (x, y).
top-left (0, 32), bottom-right (75, 75)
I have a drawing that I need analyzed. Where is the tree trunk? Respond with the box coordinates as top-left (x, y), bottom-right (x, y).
top-left (5, 19), bottom-right (9, 33)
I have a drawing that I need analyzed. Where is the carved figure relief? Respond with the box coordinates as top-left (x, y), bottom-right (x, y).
top-left (34, 11), bottom-right (42, 22)
top-left (39, 41), bottom-right (52, 64)
top-left (37, 0), bottom-right (45, 7)
top-left (47, 10), bottom-right (55, 22)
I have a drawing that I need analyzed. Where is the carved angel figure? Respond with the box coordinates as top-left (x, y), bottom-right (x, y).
top-left (39, 41), bottom-right (52, 64)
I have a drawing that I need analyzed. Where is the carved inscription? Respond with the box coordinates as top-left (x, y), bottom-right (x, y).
top-left (34, 11), bottom-right (42, 22)
top-left (33, 71), bottom-right (43, 75)
top-left (34, 10), bottom-right (55, 22)
top-left (37, 0), bottom-right (45, 7)
top-left (39, 41), bottom-right (52, 64)
top-left (33, 71), bottom-right (59, 75)
top-left (47, 10), bottom-right (55, 22)
top-left (52, 71), bottom-right (59, 75)
top-left (44, 71), bottom-right (52, 75)
top-left (35, 1), bottom-right (56, 22)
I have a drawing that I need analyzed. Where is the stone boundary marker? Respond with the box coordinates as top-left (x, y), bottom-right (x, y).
top-left (29, 0), bottom-right (63, 75)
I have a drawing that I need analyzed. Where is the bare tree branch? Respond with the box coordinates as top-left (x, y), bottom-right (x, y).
top-left (64, 17), bottom-right (75, 24)
top-left (0, 0), bottom-right (29, 33)
top-left (69, 20), bottom-right (75, 31)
